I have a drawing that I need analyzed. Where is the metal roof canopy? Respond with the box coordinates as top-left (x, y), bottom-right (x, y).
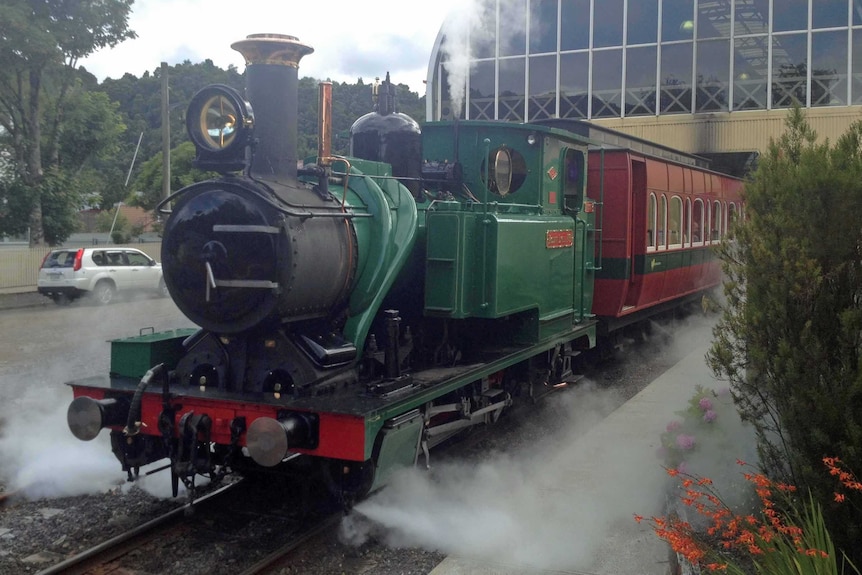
top-left (532, 118), bottom-right (712, 169)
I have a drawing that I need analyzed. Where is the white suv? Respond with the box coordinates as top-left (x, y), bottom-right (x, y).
top-left (37, 247), bottom-right (168, 305)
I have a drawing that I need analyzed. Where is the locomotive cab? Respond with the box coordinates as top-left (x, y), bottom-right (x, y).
top-left (420, 122), bottom-right (597, 330)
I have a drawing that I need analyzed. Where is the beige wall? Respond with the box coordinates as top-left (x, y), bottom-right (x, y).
top-left (0, 243), bottom-right (162, 295)
top-left (592, 106), bottom-right (862, 155)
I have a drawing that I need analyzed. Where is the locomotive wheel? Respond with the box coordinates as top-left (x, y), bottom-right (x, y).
top-left (320, 458), bottom-right (376, 505)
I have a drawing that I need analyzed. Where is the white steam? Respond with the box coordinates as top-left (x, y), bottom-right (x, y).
top-left (340, 315), bottom-right (742, 572)
top-left (438, 0), bottom-right (547, 119)
top-left (0, 387), bottom-right (123, 497)
top-left (439, 1), bottom-right (493, 119)
top-left (0, 299), bottom-right (194, 501)
top-left (342, 382), bottom-right (668, 571)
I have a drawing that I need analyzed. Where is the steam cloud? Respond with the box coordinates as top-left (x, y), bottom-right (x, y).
top-left (340, 315), bottom-right (740, 572)
top-left (0, 387), bottom-right (123, 498)
top-left (341, 382), bottom-right (668, 571)
top-left (438, 0), bottom-right (555, 120)
top-left (0, 300), bottom-right (195, 501)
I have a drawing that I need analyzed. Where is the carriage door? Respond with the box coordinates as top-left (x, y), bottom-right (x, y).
top-left (624, 159), bottom-right (647, 307)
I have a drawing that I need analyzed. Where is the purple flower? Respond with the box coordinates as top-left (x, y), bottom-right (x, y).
top-left (666, 420), bottom-right (682, 432)
top-left (676, 434), bottom-right (696, 450)
top-left (703, 409), bottom-right (717, 423)
top-left (698, 397), bottom-right (713, 411)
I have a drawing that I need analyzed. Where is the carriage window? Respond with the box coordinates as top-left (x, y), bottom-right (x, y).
top-left (647, 193), bottom-right (657, 250)
top-left (693, 198), bottom-right (704, 244)
top-left (728, 202), bottom-right (738, 230)
top-left (711, 200), bottom-right (722, 241)
top-left (658, 195), bottom-right (668, 250)
top-left (684, 198), bottom-right (692, 245)
top-left (669, 196), bottom-right (682, 248)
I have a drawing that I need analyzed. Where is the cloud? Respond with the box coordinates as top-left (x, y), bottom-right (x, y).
top-left (79, 0), bottom-right (462, 94)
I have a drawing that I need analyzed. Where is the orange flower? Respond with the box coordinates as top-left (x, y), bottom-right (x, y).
top-left (634, 514), bottom-right (644, 523)
top-left (667, 468), bottom-right (680, 477)
top-left (834, 492), bottom-right (845, 503)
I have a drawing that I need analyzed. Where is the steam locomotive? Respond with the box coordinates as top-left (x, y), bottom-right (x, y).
top-left (65, 34), bottom-right (743, 502)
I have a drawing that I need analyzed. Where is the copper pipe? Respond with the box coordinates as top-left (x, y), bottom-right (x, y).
top-left (318, 81), bottom-right (332, 167)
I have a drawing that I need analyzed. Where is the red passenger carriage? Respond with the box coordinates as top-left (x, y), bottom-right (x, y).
top-left (588, 149), bottom-right (743, 332)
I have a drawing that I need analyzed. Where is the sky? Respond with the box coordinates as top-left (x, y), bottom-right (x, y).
top-left (79, 0), bottom-right (465, 95)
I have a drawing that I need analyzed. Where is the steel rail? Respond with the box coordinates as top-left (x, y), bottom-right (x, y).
top-left (35, 481), bottom-right (240, 575)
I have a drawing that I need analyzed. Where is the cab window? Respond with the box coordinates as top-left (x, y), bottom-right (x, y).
top-left (482, 146), bottom-right (527, 196)
top-left (563, 149), bottom-right (584, 198)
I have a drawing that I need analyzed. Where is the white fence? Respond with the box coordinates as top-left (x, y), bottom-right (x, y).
top-left (0, 243), bottom-right (162, 295)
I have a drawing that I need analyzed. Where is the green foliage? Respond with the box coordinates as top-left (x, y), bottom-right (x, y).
top-left (38, 170), bottom-right (85, 245)
top-left (0, 4), bottom-right (426, 243)
top-left (58, 87), bottom-right (127, 170)
top-left (129, 141), bottom-right (217, 210)
top-left (0, 170), bottom-right (82, 244)
top-left (96, 59), bottom-right (246, 177)
top-left (0, 178), bottom-right (35, 238)
top-left (750, 492), bottom-right (849, 575)
top-left (707, 106), bottom-right (862, 564)
top-left (296, 77), bottom-right (424, 160)
top-left (0, 0), bottom-right (135, 245)
top-left (95, 209), bottom-right (127, 234)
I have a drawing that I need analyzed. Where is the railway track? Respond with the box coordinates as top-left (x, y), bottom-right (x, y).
top-left (237, 512), bottom-right (344, 575)
top-left (35, 481), bottom-right (241, 575)
top-left (29, 472), bottom-right (349, 575)
top-left (0, 490), bottom-right (17, 508)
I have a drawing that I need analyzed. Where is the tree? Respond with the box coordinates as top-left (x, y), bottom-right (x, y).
top-left (0, 0), bottom-right (135, 246)
top-left (129, 141), bottom-right (216, 211)
top-left (707, 106), bottom-right (862, 564)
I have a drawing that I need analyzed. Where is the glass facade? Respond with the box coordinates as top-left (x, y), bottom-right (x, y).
top-left (432, 0), bottom-right (862, 120)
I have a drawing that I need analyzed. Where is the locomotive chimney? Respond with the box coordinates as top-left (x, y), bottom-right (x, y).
top-left (231, 33), bottom-right (313, 184)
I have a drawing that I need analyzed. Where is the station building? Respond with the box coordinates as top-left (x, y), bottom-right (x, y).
top-left (424, 0), bottom-right (862, 175)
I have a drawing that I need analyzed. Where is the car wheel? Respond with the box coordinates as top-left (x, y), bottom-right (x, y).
top-left (92, 281), bottom-right (115, 305)
top-left (158, 278), bottom-right (169, 298)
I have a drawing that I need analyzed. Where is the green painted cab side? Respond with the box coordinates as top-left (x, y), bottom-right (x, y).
top-left (425, 207), bottom-right (576, 324)
top-left (421, 120), bottom-right (596, 339)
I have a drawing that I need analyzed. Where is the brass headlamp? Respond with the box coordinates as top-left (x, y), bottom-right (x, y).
top-left (186, 84), bottom-right (254, 172)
